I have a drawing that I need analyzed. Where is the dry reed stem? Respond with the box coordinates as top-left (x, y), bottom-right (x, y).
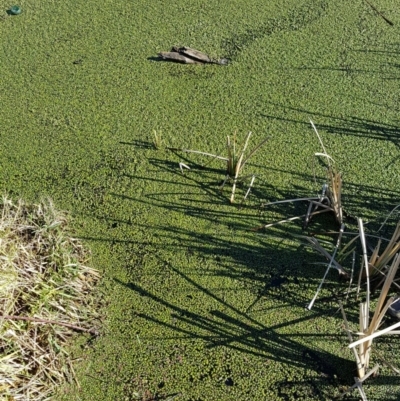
top-left (307, 223), bottom-right (345, 310)
top-left (349, 253), bottom-right (400, 378)
top-left (168, 132), bottom-right (268, 203)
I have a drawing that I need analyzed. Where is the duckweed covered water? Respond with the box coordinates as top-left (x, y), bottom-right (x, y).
top-left (1, 0), bottom-right (400, 399)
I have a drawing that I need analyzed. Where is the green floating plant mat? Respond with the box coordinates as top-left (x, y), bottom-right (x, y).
top-left (1, 0), bottom-right (400, 399)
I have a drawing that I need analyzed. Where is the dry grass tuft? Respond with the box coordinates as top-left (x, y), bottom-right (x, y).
top-left (0, 196), bottom-right (100, 400)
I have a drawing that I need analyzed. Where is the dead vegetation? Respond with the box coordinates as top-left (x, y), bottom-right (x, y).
top-left (0, 196), bottom-right (100, 400)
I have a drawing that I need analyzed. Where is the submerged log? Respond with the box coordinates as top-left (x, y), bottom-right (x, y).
top-left (178, 47), bottom-right (212, 63)
top-left (158, 46), bottom-right (229, 65)
top-left (158, 51), bottom-right (202, 64)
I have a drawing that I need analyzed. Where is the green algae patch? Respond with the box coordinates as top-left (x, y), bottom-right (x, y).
top-left (1, 0), bottom-right (400, 400)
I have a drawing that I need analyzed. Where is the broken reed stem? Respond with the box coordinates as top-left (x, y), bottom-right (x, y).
top-left (359, 302), bottom-right (368, 377)
top-left (354, 378), bottom-right (368, 401)
top-left (339, 364), bottom-right (380, 400)
top-left (228, 132), bottom-right (252, 203)
top-left (372, 267), bottom-right (400, 292)
top-left (371, 256), bottom-right (400, 325)
top-left (263, 196), bottom-right (323, 207)
top-left (310, 119), bottom-right (330, 163)
top-left (339, 301), bottom-right (364, 375)
top-left (307, 223), bottom-right (345, 310)
top-left (170, 132), bottom-right (268, 203)
top-left (303, 236), bottom-right (348, 275)
top-left (258, 208), bottom-right (330, 230)
top-left (327, 167), bottom-right (343, 224)
top-left (241, 135), bottom-right (270, 168)
top-left (307, 184), bottom-right (328, 226)
top-left (319, 183), bottom-right (328, 202)
top-left (374, 351), bottom-right (400, 374)
top-left (166, 147), bottom-right (229, 162)
top-left (349, 320), bottom-right (400, 349)
top-left (351, 254), bottom-right (400, 377)
top-left (1, 315), bottom-right (97, 334)
top-left (358, 218), bottom-right (370, 316)
top-left (378, 204), bottom-right (400, 231)
top-left (243, 175), bottom-right (255, 201)
top-left (345, 251), bottom-right (356, 301)
top-left (343, 365), bottom-right (380, 401)
top-left (374, 222), bottom-right (400, 270)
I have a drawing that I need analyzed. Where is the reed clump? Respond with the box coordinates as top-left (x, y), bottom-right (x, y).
top-left (168, 132), bottom-right (269, 203)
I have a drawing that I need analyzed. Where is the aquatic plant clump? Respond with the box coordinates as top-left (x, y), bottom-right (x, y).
top-left (0, 196), bottom-right (100, 400)
top-left (168, 131), bottom-right (269, 203)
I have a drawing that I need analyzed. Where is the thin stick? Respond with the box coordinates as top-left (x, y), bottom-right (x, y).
top-left (242, 135), bottom-right (269, 167)
top-left (304, 236), bottom-right (347, 274)
top-left (307, 223), bottom-right (345, 310)
top-left (339, 365), bottom-right (380, 398)
top-left (310, 120), bottom-right (330, 164)
top-left (230, 133), bottom-right (252, 203)
top-left (263, 197), bottom-right (323, 206)
top-left (259, 208), bottom-right (330, 229)
top-left (308, 200), bottom-right (333, 211)
top-left (179, 162), bottom-right (190, 174)
top-left (310, 231), bottom-right (391, 242)
top-left (356, 259), bottom-right (364, 301)
top-left (243, 175), bottom-right (256, 201)
top-left (219, 174), bottom-right (230, 191)
top-left (349, 320), bottom-right (400, 348)
top-left (355, 377), bottom-right (368, 401)
top-left (378, 204), bottom-right (400, 231)
top-left (359, 302), bottom-right (368, 376)
top-left (306, 264), bottom-right (332, 310)
top-left (167, 147), bottom-right (229, 161)
top-left (345, 251), bottom-right (356, 302)
top-left (0, 315), bottom-right (98, 334)
top-left (358, 218), bottom-right (370, 317)
top-left (339, 301), bottom-right (364, 375)
top-left (374, 351), bottom-right (400, 374)
top-left (305, 184), bottom-right (329, 228)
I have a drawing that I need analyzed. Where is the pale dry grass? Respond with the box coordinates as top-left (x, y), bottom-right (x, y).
top-left (0, 196), bottom-right (100, 401)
